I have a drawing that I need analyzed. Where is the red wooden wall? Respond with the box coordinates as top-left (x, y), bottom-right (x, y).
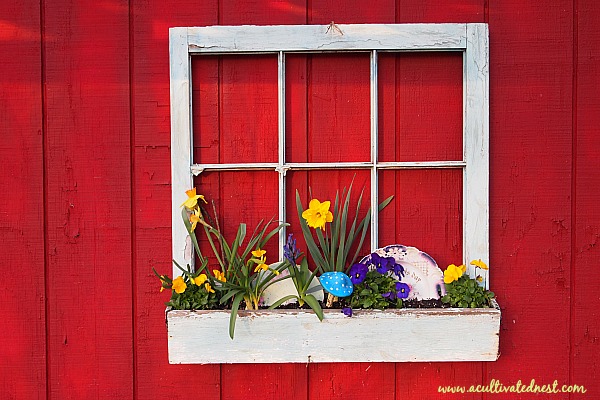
top-left (1, 1), bottom-right (598, 399)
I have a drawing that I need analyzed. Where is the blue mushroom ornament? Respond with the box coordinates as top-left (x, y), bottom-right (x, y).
top-left (319, 272), bottom-right (354, 298)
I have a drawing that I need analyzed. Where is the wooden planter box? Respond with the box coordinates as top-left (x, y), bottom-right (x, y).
top-left (167, 300), bottom-right (500, 364)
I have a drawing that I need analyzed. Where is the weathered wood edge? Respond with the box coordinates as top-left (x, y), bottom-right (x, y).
top-left (166, 299), bottom-right (500, 364)
top-left (182, 23), bottom-right (469, 53)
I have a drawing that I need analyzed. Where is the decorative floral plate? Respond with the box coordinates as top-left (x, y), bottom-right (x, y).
top-left (360, 245), bottom-right (445, 300)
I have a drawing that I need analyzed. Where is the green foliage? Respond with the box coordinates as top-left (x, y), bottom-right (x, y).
top-left (348, 270), bottom-right (403, 310)
top-left (441, 275), bottom-right (495, 308)
top-left (269, 257), bottom-right (324, 321)
top-left (186, 206), bottom-right (288, 339)
top-left (295, 185), bottom-right (393, 274)
top-left (166, 277), bottom-right (219, 310)
top-left (152, 260), bottom-right (219, 311)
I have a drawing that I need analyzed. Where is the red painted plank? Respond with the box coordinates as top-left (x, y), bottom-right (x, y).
top-left (309, 0), bottom-right (396, 24)
top-left (487, 0), bottom-right (573, 398)
top-left (379, 52), bottom-right (463, 162)
top-left (196, 55), bottom-right (279, 164)
top-left (379, 169), bottom-right (463, 268)
top-left (308, 54), bottom-right (371, 163)
top-left (572, 0), bottom-right (600, 395)
top-left (304, 3), bottom-right (397, 399)
top-left (397, 0), bottom-right (484, 23)
top-left (221, 0), bottom-right (308, 25)
top-left (308, 363), bottom-right (396, 400)
top-left (44, 1), bottom-right (133, 398)
top-left (0, 1), bottom-right (45, 398)
top-left (131, 1), bottom-right (222, 399)
top-left (394, 3), bottom-right (485, 399)
top-left (217, 3), bottom-right (310, 400)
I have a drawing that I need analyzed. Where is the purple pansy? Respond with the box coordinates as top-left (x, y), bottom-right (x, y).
top-left (348, 263), bottom-right (368, 285)
top-left (283, 233), bottom-right (301, 264)
top-left (395, 282), bottom-right (410, 299)
top-left (370, 253), bottom-right (395, 274)
top-left (342, 307), bottom-right (353, 317)
top-left (393, 263), bottom-right (405, 278)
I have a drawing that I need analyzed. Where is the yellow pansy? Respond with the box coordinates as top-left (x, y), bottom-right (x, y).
top-left (189, 208), bottom-right (202, 231)
top-left (196, 274), bottom-right (207, 285)
top-left (470, 259), bottom-right (488, 270)
top-left (172, 276), bottom-right (187, 294)
top-left (459, 264), bottom-right (466, 273)
top-left (443, 264), bottom-right (465, 284)
top-left (301, 198), bottom-right (334, 230)
top-left (213, 269), bottom-right (226, 282)
top-left (191, 273), bottom-right (207, 285)
top-left (476, 276), bottom-right (483, 283)
top-left (204, 283), bottom-right (215, 293)
top-left (181, 188), bottom-right (207, 209)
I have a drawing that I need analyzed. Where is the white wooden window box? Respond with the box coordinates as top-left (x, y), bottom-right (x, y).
top-left (168, 23), bottom-right (499, 364)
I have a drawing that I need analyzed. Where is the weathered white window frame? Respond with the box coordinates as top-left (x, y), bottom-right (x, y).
top-left (170, 23), bottom-right (489, 286)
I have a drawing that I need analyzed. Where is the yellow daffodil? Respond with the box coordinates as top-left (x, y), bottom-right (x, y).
top-left (204, 283), bottom-right (215, 293)
top-left (189, 208), bottom-right (202, 231)
top-left (254, 263), bottom-right (269, 273)
top-left (443, 264), bottom-right (465, 284)
top-left (301, 198), bottom-right (334, 230)
top-left (251, 249), bottom-right (267, 259)
top-left (172, 276), bottom-right (187, 294)
top-left (213, 269), bottom-right (226, 282)
top-left (181, 188), bottom-right (207, 209)
top-left (470, 259), bottom-right (488, 270)
top-left (159, 275), bottom-right (168, 292)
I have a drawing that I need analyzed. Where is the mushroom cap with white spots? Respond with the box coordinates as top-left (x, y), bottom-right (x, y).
top-left (318, 272), bottom-right (354, 297)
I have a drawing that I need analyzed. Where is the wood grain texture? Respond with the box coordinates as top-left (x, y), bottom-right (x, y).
top-left (0, 1), bottom-right (45, 398)
top-left (217, 3), bottom-right (309, 400)
top-left (1, 0), bottom-right (598, 399)
top-left (185, 24), bottom-right (468, 54)
top-left (572, 0), bottom-right (600, 395)
top-left (487, 0), bottom-right (573, 397)
top-left (394, 3), bottom-right (486, 399)
top-left (43, 1), bottom-right (134, 398)
top-left (168, 307), bottom-right (500, 363)
top-left (305, 3), bottom-right (396, 399)
top-left (132, 1), bottom-right (222, 399)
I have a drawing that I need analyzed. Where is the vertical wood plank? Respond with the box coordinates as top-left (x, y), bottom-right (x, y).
top-left (219, 55), bottom-right (279, 164)
top-left (306, 54), bottom-right (371, 163)
top-left (487, 0), bottom-right (573, 397)
top-left (218, 3), bottom-right (309, 400)
top-left (308, 363), bottom-right (396, 400)
top-left (389, 169), bottom-right (463, 268)
top-left (0, 1), bottom-right (46, 398)
top-left (572, 0), bottom-right (600, 394)
top-left (395, 2), bottom-right (485, 398)
top-left (306, 3), bottom-right (397, 400)
top-left (131, 1), bottom-right (222, 399)
top-left (44, 1), bottom-right (133, 398)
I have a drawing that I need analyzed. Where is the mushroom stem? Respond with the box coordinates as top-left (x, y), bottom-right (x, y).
top-left (326, 293), bottom-right (337, 307)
